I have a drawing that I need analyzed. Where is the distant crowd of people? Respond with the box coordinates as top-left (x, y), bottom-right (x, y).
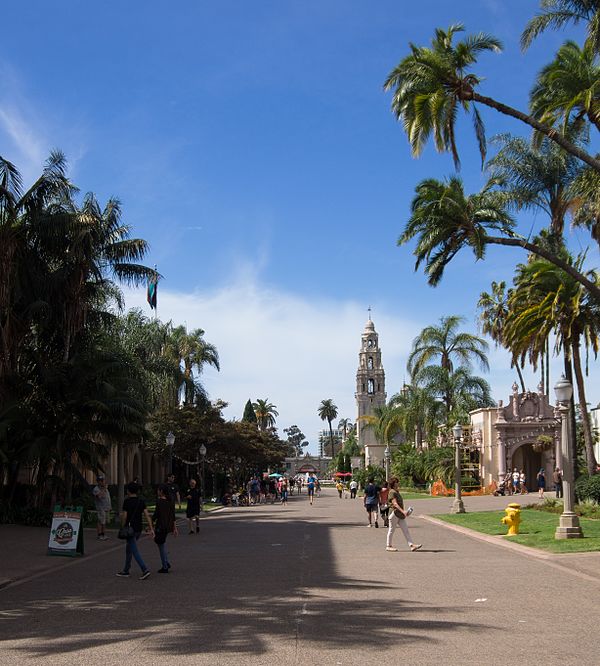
top-left (495, 466), bottom-right (563, 499)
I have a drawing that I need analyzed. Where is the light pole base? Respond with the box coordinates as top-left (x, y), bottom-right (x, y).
top-left (451, 498), bottom-right (466, 514)
top-left (555, 512), bottom-right (584, 539)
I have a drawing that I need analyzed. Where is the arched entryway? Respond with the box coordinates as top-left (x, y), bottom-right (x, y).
top-left (510, 443), bottom-right (542, 492)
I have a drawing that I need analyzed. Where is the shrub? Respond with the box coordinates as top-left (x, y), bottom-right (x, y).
top-left (575, 475), bottom-right (600, 504)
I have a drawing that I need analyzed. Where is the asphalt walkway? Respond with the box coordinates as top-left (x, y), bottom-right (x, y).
top-left (1, 489), bottom-right (599, 665)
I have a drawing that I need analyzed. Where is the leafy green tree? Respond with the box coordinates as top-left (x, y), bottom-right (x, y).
top-left (318, 399), bottom-right (338, 457)
top-left (283, 424), bottom-right (308, 456)
top-left (359, 403), bottom-right (404, 448)
top-left (242, 399), bottom-right (258, 423)
top-left (390, 384), bottom-right (444, 449)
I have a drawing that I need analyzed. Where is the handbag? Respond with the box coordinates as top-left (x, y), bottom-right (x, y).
top-left (118, 525), bottom-right (135, 540)
top-left (118, 499), bottom-right (142, 539)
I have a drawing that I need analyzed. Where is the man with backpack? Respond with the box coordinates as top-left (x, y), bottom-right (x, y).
top-left (363, 477), bottom-right (381, 528)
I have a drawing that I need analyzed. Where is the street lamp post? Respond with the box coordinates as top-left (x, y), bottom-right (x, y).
top-left (166, 431), bottom-right (175, 475)
top-left (554, 376), bottom-right (583, 539)
top-left (451, 422), bottom-right (466, 514)
top-left (199, 443), bottom-right (207, 501)
top-left (384, 445), bottom-right (391, 483)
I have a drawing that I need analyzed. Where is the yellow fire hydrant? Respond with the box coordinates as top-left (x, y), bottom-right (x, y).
top-left (501, 503), bottom-right (521, 535)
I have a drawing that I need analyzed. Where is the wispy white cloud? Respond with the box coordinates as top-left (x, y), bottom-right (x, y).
top-left (123, 275), bottom-right (421, 452)
top-left (123, 274), bottom-right (600, 454)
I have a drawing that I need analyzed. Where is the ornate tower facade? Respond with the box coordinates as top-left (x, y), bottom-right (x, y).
top-left (355, 316), bottom-right (387, 466)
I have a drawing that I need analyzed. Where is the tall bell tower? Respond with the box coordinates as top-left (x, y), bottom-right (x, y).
top-left (355, 312), bottom-right (387, 466)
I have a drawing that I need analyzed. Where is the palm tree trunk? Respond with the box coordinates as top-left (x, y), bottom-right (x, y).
top-left (469, 92), bottom-right (600, 173)
top-left (486, 236), bottom-right (600, 303)
top-left (572, 340), bottom-right (597, 475)
top-left (511, 356), bottom-right (526, 393)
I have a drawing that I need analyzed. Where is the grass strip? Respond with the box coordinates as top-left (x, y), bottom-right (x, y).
top-left (434, 509), bottom-right (600, 553)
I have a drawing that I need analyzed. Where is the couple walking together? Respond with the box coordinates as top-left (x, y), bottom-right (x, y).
top-left (116, 482), bottom-right (178, 579)
top-left (364, 477), bottom-right (422, 552)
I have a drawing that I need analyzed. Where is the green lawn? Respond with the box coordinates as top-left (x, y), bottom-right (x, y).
top-left (434, 509), bottom-right (600, 553)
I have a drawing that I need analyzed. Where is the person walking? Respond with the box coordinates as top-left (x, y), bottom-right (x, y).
top-left (536, 468), bottom-right (546, 499)
top-left (336, 480), bottom-right (344, 498)
top-left (379, 481), bottom-right (390, 528)
top-left (280, 477), bottom-right (289, 506)
top-left (363, 477), bottom-right (380, 528)
top-left (153, 484), bottom-right (178, 573)
top-left (512, 467), bottom-right (520, 494)
top-left (386, 477), bottom-right (420, 552)
top-left (166, 473), bottom-right (181, 509)
top-left (92, 474), bottom-right (111, 540)
top-left (519, 470), bottom-right (527, 495)
top-left (116, 482), bottom-right (154, 580)
top-left (349, 479), bottom-right (358, 499)
top-left (553, 467), bottom-right (563, 498)
top-left (185, 478), bottom-right (202, 534)
top-left (307, 474), bottom-right (316, 505)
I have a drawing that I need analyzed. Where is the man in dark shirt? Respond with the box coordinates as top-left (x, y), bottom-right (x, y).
top-left (363, 477), bottom-right (381, 528)
top-left (166, 474), bottom-right (181, 509)
top-left (117, 482), bottom-right (154, 579)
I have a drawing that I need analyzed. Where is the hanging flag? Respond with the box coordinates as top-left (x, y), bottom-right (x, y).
top-left (147, 275), bottom-right (157, 310)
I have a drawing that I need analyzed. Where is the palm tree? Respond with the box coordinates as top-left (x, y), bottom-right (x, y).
top-left (167, 326), bottom-right (219, 405)
top-left (408, 315), bottom-right (489, 378)
top-left (390, 385), bottom-right (444, 449)
top-left (0, 152), bottom-right (73, 400)
top-left (522, 1), bottom-right (600, 54)
top-left (399, 175), bottom-right (600, 302)
top-left (359, 403), bottom-right (404, 448)
top-left (477, 281), bottom-right (527, 393)
top-left (412, 365), bottom-right (494, 425)
top-left (338, 417), bottom-right (353, 441)
top-left (318, 399), bottom-right (338, 456)
top-left (487, 134), bottom-right (582, 238)
top-left (384, 24), bottom-right (600, 172)
top-left (505, 255), bottom-right (600, 474)
top-left (530, 41), bottom-right (600, 135)
top-left (252, 399), bottom-right (279, 431)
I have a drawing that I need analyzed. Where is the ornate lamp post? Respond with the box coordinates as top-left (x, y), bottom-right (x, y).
top-left (554, 376), bottom-right (583, 539)
top-left (384, 445), bottom-right (391, 483)
top-left (199, 443), bottom-right (207, 501)
top-left (451, 422), bottom-right (466, 514)
top-left (165, 431), bottom-right (175, 475)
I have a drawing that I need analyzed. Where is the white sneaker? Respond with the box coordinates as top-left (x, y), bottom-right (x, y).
top-left (406, 506), bottom-right (414, 517)
top-left (386, 546), bottom-right (398, 552)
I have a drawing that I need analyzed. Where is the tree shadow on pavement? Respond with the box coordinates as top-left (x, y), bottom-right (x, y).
top-left (0, 509), bottom-right (496, 659)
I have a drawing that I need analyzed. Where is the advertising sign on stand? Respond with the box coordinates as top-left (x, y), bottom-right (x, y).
top-left (47, 505), bottom-right (84, 557)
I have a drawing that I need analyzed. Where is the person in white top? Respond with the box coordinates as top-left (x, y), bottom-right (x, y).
top-left (349, 479), bottom-right (358, 499)
top-left (512, 468), bottom-right (520, 494)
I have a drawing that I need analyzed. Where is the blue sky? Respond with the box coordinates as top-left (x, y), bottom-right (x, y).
top-left (1, 2), bottom-right (598, 452)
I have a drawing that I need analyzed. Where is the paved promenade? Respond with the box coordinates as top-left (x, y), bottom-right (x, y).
top-left (1, 489), bottom-right (599, 665)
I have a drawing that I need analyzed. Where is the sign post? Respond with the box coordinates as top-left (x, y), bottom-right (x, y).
top-left (47, 505), bottom-right (85, 557)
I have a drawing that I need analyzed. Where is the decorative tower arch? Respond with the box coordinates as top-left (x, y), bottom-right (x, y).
top-left (355, 313), bottom-right (387, 466)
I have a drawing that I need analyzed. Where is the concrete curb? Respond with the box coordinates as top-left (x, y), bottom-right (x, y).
top-left (421, 514), bottom-right (600, 585)
top-left (421, 515), bottom-right (553, 559)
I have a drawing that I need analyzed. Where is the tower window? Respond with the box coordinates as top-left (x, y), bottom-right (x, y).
top-left (362, 383), bottom-right (365, 392)
top-left (368, 379), bottom-right (374, 394)
top-left (367, 357), bottom-right (373, 370)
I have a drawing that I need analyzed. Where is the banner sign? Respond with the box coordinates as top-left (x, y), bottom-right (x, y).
top-left (47, 505), bottom-right (84, 557)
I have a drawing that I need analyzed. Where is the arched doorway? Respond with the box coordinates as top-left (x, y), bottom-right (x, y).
top-left (511, 443), bottom-right (542, 492)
